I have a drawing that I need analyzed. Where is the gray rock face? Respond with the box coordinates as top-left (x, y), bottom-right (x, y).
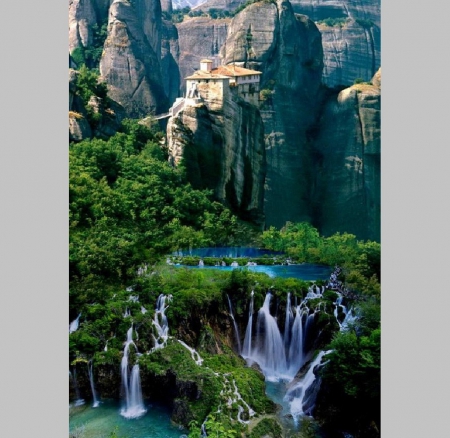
top-left (69, 69), bottom-right (92, 141)
top-left (222, 2), bottom-right (324, 228)
top-left (194, 0), bottom-right (243, 10)
top-left (69, 0), bottom-right (112, 53)
top-left (167, 96), bottom-right (266, 224)
top-left (69, 68), bottom-right (124, 141)
top-left (131, 0), bottom-right (163, 60)
top-left (161, 0), bottom-right (173, 13)
top-left (172, 0), bottom-right (208, 9)
top-left (176, 17), bottom-right (230, 94)
top-left (317, 18), bottom-right (380, 87)
top-left (69, 0), bottom-right (98, 52)
top-left (289, 0), bottom-right (380, 87)
top-left (100, 0), bottom-right (168, 117)
top-left (289, 0), bottom-right (380, 27)
top-left (161, 20), bottom-right (181, 103)
top-left (313, 78), bottom-right (381, 241)
top-left (69, 112), bottom-right (92, 142)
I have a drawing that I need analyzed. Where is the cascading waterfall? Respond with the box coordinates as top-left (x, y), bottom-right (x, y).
top-left (341, 307), bottom-right (358, 331)
top-left (69, 313), bottom-right (81, 334)
top-left (227, 295), bottom-right (242, 353)
top-left (284, 293), bottom-right (293, 350)
top-left (252, 293), bottom-right (288, 380)
top-left (88, 360), bottom-right (100, 407)
top-left (287, 306), bottom-right (305, 376)
top-left (303, 311), bottom-right (316, 355)
top-left (243, 291), bottom-right (312, 381)
top-left (151, 294), bottom-right (171, 352)
top-left (284, 350), bottom-right (332, 421)
top-left (242, 290), bottom-right (254, 358)
top-left (177, 340), bottom-right (204, 366)
top-left (120, 325), bottom-right (146, 419)
top-left (333, 294), bottom-right (347, 328)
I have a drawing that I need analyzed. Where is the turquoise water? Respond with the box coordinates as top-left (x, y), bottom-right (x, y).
top-left (183, 264), bottom-right (332, 281)
top-left (69, 400), bottom-right (187, 438)
top-left (173, 247), bottom-right (283, 258)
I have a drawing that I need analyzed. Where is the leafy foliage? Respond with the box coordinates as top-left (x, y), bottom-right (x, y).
top-left (70, 120), bottom-right (241, 285)
top-left (248, 418), bottom-right (282, 438)
top-left (317, 329), bottom-right (380, 435)
top-left (260, 222), bottom-right (380, 289)
top-left (70, 20), bottom-right (108, 69)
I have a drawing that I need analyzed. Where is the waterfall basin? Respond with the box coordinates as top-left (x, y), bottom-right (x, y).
top-left (69, 400), bottom-right (187, 438)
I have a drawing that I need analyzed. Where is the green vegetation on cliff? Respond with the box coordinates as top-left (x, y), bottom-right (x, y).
top-left (70, 120), bottom-right (243, 287)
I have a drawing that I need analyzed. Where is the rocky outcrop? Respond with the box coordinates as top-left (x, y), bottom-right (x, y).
top-left (167, 93), bottom-right (266, 224)
top-left (161, 0), bottom-right (173, 13)
top-left (176, 17), bottom-right (230, 93)
top-left (195, 0), bottom-right (243, 10)
top-left (161, 20), bottom-right (181, 103)
top-left (69, 0), bottom-right (112, 52)
top-left (312, 70), bottom-right (381, 241)
top-left (100, 0), bottom-right (168, 117)
top-left (317, 18), bottom-right (380, 88)
top-left (289, 0), bottom-right (380, 87)
top-left (69, 69), bottom-right (92, 141)
top-left (69, 0), bottom-right (98, 52)
top-left (69, 111), bottom-right (92, 142)
top-left (289, 0), bottom-right (380, 27)
top-left (371, 66), bottom-right (381, 88)
top-left (172, 0), bottom-right (208, 9)
top-left (69, 68), bottom-right (124, 142)
top-left (222, 2), bottom-right (324, 228)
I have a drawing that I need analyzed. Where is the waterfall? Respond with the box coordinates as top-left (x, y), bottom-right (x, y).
top-left (198, 259), bottom-right (204, 267)
top-left (333, 294), bottom-right (347, 328)
top-left (177, 340), bottom-right (204, 366)
top-left (69, 313), bottom-right (81, 334)
top-left (284, 350), bottom-right (331, 420)
top-left (283, 293), bottom-right (293, 349)
top-left (252, 293), bottom-right (288, 380)
top-left (287, 306), bottom-right (305, 377)
top-left (303, 312), bottom-right (316, 355)
top-left (70, 368), bottom-right (85, 406)
top-left (341, 308), bottom-right (358, 332)
top-left (120, 325), bottom-right (146, 419)
top-left (242, 290), bottom-right (254, 358)
top-left (151, 294), bottom-right (171, 352)
top-left (88, 360), bottom-right (100, 407)
top-left (227, 295), bottom-right (242, 354)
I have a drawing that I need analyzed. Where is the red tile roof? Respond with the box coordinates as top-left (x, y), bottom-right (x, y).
top-left (211, 65), bottom-right (262, 77)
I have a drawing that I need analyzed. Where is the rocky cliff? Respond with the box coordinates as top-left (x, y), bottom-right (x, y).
top-left (222, 2), bottom-right (324, 228)
top-left (176, 17), bottom-right (230, 93)
top-left (312, 69), bottom-right (381, 241)
top-left (70, 0), bottom-right (173, 118)
top-left (99, 0), bottom-right (168, 117)
top-left (316, 18), bottom-right (380, 88)
top-left (197, 0), bottom-right (380, 88)
top-left (167, 92), bottom-right (266, 224)
top-left (161, 20), bottom-right (182, 103)
top-left (289, 0), bottom-right (380, 87)
top-left (69, 68), bottom-right (125, 142)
